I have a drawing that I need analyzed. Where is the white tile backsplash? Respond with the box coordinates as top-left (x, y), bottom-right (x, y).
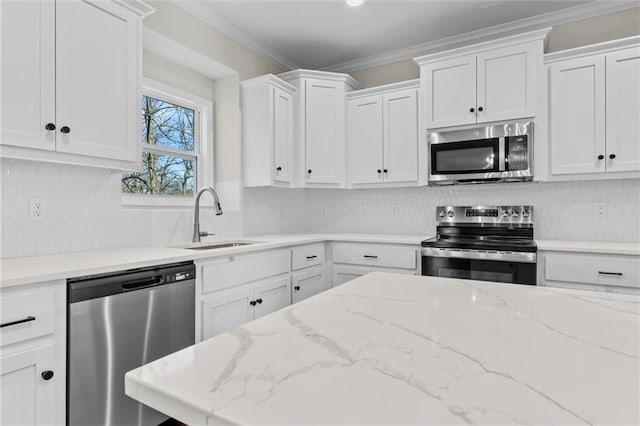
top-left (2, 157), bottom-right (638, 259)
top-left (247, 179), bottom-right (640, 242)
top-left (0, 159), bottom-right (240, 259)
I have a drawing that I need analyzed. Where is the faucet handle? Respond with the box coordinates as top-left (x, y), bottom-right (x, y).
top-left (199, 231), bottom-right (214, 238)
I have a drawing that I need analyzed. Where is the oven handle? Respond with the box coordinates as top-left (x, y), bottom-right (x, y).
top-left (421, 247), bottom-right (537, 263)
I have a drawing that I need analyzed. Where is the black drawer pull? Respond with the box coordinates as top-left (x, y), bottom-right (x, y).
top-left (41, 370), bottom-right (54, 381)
top-left (256, 298), bottom-right (263, 304)
top-left (363, 255), bottom-right (378, 259)
top-left (1, 315), bottom-right (36, 328)
top-left (250, 300), bottom-right (257, 306)
top-left (598, 271), bottom-right (623, 276)
top-left (294, 286), bottom-right (301, 291)
top-left (306, 255), bottom-right (317, 259)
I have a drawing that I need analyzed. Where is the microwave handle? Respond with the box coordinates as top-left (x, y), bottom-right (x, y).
top-left (498, 137), bottom-right (506, 171)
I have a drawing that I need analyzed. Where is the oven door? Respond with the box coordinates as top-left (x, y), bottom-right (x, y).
top-left (421, 248), bottom-right (537, 285)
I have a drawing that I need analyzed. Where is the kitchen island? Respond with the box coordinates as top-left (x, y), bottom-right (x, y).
top-left (125, 273), bottom-right (640, 425)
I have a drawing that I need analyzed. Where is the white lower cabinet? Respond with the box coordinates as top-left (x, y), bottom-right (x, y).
top-left (0, 280), bottom-right (65, 426)
top-left (201, 275), bottom-right (291, 340)
top-left (1, 344), bottom-right (57, 426)
top-left (292, 266), bottom-right (327, 304)
top-left (538, 251), bottom-right (640, 294)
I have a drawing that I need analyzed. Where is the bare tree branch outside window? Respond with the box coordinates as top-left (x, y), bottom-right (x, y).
top-left (122, 96), bottom-right (197, 197)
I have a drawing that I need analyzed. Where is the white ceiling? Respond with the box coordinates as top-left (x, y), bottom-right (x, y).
top-left (174, 1), bottom-right (634, 71)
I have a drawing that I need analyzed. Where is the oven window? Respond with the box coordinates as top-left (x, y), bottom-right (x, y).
top-left (431, 138), bottom-right (499, 175)
top-left (422, 256), bottom-right (536, 285)
top-left (439, 268), bottom-right (513, 283)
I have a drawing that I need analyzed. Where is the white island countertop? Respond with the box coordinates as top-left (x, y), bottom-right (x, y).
top-left (125, 273), bottom-right (640, 425)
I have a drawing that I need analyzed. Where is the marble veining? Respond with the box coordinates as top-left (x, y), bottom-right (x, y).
top-left (125, 273), bottom-right (640, 425)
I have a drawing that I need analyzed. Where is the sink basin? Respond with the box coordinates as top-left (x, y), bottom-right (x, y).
top-left (177, 240), bottom-right (261, 250)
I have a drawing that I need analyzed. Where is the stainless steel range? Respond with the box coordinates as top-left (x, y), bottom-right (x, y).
top-left (421, 206), bottom-right (537, 285)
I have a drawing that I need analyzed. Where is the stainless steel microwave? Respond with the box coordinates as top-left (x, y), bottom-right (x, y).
top-left (428, 121), bottom-right (533, 185)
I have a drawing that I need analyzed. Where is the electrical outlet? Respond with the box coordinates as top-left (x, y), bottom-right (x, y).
top-left (596, 203), bottom-right (608, 218)
top-left (29, 199), bottom-right (45, 221)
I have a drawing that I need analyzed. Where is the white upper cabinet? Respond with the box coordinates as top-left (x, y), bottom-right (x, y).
top-left (0, 0), bottom-right (152, 170)
top-left (546, 38), bottom-right (640, 178)
top-left (0, 0), bottom-right (56, 152)
top-left (348, 96), bottom-right (384, 184)
top-left (605, 46), bottom-right (640, 173)
top-left (278, 70), bottom-right (362, 188)
top-left (347, 81), bottom-right (419, 187)
top-left (242, 75), bottom-right (296, 187)
top-left (422, 55), bottom-right (476, 128)
top-left (550, 56), bottom-right (606, 175)
top-left (415, 29), bottom-right (548, 129)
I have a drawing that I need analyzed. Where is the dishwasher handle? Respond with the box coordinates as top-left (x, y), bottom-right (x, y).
top-left (122, 275), bottom-right (164, 290)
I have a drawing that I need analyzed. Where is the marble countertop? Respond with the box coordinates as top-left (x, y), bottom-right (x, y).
top-left (126, 273), bottom-right (640, 425)
top-left (1, 233), bottom-right (638, 288)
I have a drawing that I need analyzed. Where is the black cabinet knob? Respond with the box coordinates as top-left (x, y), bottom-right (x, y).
top-left (249, 300), bottom-right (256, 306)
top-left (383, 169), bottom-right (388, 173)
top-left (276, 166), bottom-right (282, 171)
top-left (45, 123), bottom-right (56, 131)
top-left (60, 126), bottom-right (71, 134)
top-left (478, 106), bottom-right (483, 112)
top-left (377, 169), bottom-right (382, 174)
top-left (41, 370), bottom-right (54, 381)
top-left (598, 155), bottom-right (604, 160)
top-left (609, 154), bottom-right (616, 159)
top-left (256, 298), bottom-right (263, 304)
top-left (294, 286), bottom-right (300, 291)
top-left (307, 169), bottom-right (312, 174)
top-left (469, 108), bottom-right (475, 113)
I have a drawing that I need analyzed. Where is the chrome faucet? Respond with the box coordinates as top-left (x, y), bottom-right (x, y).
top-left (192, 187), bottom-right (223, 243)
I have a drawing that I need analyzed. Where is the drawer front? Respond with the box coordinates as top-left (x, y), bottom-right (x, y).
top-left (201, 250), bottom-right (291, 294)
top-left (545, 252), bottom-right (640, 288)
top-left (292, 244), bottom-right (325, 270)
top-left (332, 243), bottom-right (417, 269)
top-left (1, 290), bottom-right (55, 347)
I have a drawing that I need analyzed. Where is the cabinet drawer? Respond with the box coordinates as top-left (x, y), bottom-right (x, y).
top-left (201, 250), bottom-right (291, 294)
top-left (332, 243), bottom-right (417, 269)
top-left (545, 253), bottom-right (640, 288)
top-left (1, 290), bottom-right (55, 347)
top-left (292, 244), bottom-right (325, 270)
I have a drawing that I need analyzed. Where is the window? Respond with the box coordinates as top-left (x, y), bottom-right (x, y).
top-left (122, 79), bottom-right (213, 206)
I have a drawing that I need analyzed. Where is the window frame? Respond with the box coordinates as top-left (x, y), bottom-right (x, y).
top-left (122, 78), bottom-right (214, 207)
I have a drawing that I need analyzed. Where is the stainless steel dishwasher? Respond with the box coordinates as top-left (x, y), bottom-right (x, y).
top-left (67, 261), bottom-right (195, 426)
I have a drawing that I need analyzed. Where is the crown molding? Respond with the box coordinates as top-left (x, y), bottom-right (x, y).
top-left (114, 0), bottom-right (155, 17)
top-left (171, 0), bottom-right (298, 72)
top-left (346, 79), bottom-right (420, 99)
top-left (143, 28), bottom-right (237, 80)
top-left (323, 1), bottom-right (638, 73)
top-left (278, 69), bottom-right (363, 90)
top-left (240, 74), bottom-right (297, 94)
top-left (545, 35), bottom-right (640, 64)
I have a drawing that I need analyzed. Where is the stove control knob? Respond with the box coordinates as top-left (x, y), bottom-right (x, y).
top-left (501, 210), bottom-right (510, 218)
top-left (439, 210), bottom-right (446, 218)
top-left (512, 209), bottom-right (519, 217)
top-left (522, 209), bottom-right (530, 218)
top-left (447, 210), bottom-right (455, 218)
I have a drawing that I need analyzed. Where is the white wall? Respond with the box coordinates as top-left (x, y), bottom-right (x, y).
top-left (244, 179), bottom-right (640, 243)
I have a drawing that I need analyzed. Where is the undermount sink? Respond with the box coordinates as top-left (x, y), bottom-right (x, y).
top-left (177, 240), bottom-right (261, 250)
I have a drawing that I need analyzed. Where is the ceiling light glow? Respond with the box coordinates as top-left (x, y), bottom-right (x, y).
top-left (346, 0), bottom-right (364, 7)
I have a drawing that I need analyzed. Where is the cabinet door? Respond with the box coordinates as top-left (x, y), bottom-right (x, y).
top-left (55, 0), bottom-right (139, 162)
top-left (292, 266), bottom-right (327, 304)
top-left (550, 56), bottom-right (606, 175)
top-left (331, 265), bottom-right (370, 288)
top-left (422, 55), bottom-right (476, 128)
top-left (305, 78), bottom-right (345, 184)
top-left (348, 95), bottom-right (384, 184)
top-left (606, 47), bottom-right (640, 173)
top-left (0, 0), bottom-right (55, 151)
top-left (1, 344), bottom-right (58, 426)
top-left (201, 287), bottom-right (254, 339)
top-left (383, 88), bottom-right (419, 183)
top-left (476, 43), bottom-right (537, 123)
top-left (254, 275), bottom-right (291, 319)
top-left (273, 86), bottom-right (293, 184)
